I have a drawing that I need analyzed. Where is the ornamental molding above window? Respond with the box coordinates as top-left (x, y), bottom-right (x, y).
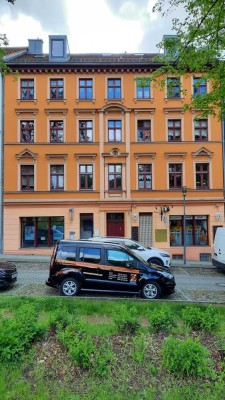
top-left (44, 108), bottom-right (68, 115)
top-left (16, 148), bottom-right (38, 160)
top-left (45, 154), bottom-right (68, 160)
top-left (165, 152), bottom-right (187, 160)
top-left (102, 148), bottom-right (128, 158)
top-left (74, 109), bottom-right (96, 115)
top-left (134, 152), bottom-right (156, 160)
top-left (15, 108), bottom-right (39, 115)
top-left (134, 108), bottom-right (155, 114)
top-left (74, 153), bottom-right (97, 161)
top-left (192, 147), bottom-right (213, 158)
top-left (163, 108), bottom-right (184, 114)
top-left (99, 103), bottom-right (130, 113)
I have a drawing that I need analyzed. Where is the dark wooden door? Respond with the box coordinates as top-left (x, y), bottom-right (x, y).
top-left (107, 213), bottom-right (124, 236)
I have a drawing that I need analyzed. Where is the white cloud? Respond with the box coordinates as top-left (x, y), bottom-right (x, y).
top-left (0, 0), bottom-right (176, 53)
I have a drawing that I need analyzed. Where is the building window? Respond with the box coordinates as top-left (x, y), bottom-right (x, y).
top-left (196, 163), bottom-right (209, 189)
top-left (50, 79), bottom-right (64, 99)
top-left (138, 164), bottom-right (152, 189)
top-left (50, 121), bottom-right (64, 142)
top-left (108, 120), bottom-right (122, 142)
top-left (137, 120), bottom-right (151, 141)
top-left (170, 215), bottom-right (208, 246)
top-left (21, 165), bottom-right (34, 191)
top-left (79, 79), bottom-right (93, 100)
top-left (169, 164), bottom-right (182, 188)
top-left (168, 119), bottom-right (181, 141)
top-left (20, 79), bottom-right (34, 100)
top-left (50, 165), bottom-right (64, 190)
top-left (193, 77), bottom-right (207, 96)
top-left (107, 78), bottom-right (121, 99)
top-left (167, 77), bottom-right (181, 98)
top-left (136, 79), bottom-right (150, 99)
top-left (194, 119), bottom-right (208, 141)
top-left (79, 165), bottom-right (93, 190)
top-left (21, 216), bottom-right (64, 248)
top-left (20, 120), bottom-right (34, 143)
top-left (108, 164), bottom-right (122, 190)
top-left (79, 120), bottom-right (93, 142)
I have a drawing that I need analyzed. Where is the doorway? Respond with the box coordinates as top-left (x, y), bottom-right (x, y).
top-left (107, 213), bottom-right (124, 237)
top-left (80, 213), bottom-right (93, 239)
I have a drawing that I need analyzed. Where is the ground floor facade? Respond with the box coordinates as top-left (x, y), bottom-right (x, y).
top-left (3, 199), bottom-right (225, 262)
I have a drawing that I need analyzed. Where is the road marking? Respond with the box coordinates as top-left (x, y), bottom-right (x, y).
top-left (175, 287), bottom-right (193, 301)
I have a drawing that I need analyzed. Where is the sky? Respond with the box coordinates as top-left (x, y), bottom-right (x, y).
top-left (0, 0), bottom-right (179, 54)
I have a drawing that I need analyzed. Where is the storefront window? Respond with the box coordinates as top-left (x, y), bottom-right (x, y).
top-left (170, 215), bottom-right (208, 246)
top-left (21, 217), bottom-right (64, 248)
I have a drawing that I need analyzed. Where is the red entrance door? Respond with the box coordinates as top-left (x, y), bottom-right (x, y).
top-left (107, 213), bottom-right (124, 237)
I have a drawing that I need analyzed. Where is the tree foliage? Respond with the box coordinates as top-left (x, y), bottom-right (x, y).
top-left (148, 0), bottom-right (225, 119)
top-left (0, 1), bottom-right (16, 74)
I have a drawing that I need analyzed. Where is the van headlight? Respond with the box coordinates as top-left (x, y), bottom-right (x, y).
top-left (159, 271), bottom-right (174, 279)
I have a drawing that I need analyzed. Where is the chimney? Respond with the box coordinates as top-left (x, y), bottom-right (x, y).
top-left (28, 39), bottom-right (43, 55)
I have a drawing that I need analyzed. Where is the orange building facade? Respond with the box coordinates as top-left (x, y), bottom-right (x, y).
top-left (2, 36), bottom-right (225, 260)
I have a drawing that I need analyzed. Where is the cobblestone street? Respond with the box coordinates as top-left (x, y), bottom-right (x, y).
top-left (1, 261), bottom-right (225, 303)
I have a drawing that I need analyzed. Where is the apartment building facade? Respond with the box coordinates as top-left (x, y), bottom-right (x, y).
top-left (2, 36), bottom-right (224, 260)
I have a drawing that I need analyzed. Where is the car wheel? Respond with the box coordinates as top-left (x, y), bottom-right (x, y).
top-left (141, 281), bottom-right (161, 299)
top-left (60, 277), bottom-right (80, 297)
top-left (147, 258), bottom-right (164, 267)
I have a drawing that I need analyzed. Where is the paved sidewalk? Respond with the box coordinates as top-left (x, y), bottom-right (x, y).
top-left (0, 253), bottom-right (214, 268)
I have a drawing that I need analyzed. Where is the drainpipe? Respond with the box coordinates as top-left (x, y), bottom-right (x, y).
top-left (0, 73), bottom-right (3, 254)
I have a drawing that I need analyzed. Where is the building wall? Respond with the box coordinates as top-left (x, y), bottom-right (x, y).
top-left (3, 68), bottom-right (225, 260)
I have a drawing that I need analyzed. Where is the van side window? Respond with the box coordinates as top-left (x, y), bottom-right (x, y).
top-left (56, 245), bottom-right (76, 261)
top-left (107, 249), bottom-right (137, 268)
top-left (79, 247), bottom-right (101, 263)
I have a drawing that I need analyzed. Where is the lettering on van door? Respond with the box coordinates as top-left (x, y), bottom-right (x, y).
top-left (106, 249), bottom-right (139, 283)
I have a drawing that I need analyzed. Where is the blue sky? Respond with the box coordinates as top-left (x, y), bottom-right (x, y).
top-left (0, 0), bottom-right (178, 54)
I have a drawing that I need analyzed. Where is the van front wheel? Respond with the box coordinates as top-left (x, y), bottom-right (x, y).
top-left (60, 277), bottom-right (80, 296)
top-left (141, 281), bottom-right (161, 299)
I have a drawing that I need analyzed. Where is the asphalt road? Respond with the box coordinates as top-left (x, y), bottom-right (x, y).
top-left (1, 262), bottom-right (225, 303)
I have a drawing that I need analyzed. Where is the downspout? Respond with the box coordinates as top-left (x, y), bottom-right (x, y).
top-left (0, 73), bottom-right (3, 253)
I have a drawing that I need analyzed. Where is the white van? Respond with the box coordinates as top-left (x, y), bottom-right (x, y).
top-left (88, 237), bottom-right (171, 268)
top-left (212, 227), bottom-right (225, 270)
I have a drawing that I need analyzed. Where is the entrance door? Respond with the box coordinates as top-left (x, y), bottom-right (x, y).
top-left (80, 214), bottom-right (93, 239)
top-left (107, 213), bottom-right (124, 237)
top-left (139, 213), bottom-right (152, 247)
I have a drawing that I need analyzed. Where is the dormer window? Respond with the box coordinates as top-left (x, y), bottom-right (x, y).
top-left (49, 35), bottom-right (69, 62)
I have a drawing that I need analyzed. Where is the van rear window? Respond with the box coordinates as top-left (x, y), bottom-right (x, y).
top-left (56, 245), bottom-right (76, 261)
top-left (79, 247), bottom-right (101, 263)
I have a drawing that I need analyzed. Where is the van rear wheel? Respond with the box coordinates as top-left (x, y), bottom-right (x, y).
top-left (60, 277), bottom-right (80, 297)
top-left (141, 281), bottom-right (161, 299)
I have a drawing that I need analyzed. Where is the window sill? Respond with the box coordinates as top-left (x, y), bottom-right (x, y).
top-left (47, 98), bottom-right (66, 104)
top-left (75, 98), bottom-right (95, 104)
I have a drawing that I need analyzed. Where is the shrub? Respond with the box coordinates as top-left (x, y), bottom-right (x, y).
top-left (113, 305), bottom-right (141, 334)
top-left (182, 305), bottom-right (220, 331)
top-left (148, 306), bottom-right (176, 333)
top-left (162, 336), bottom-right (212, 377)
top-left (0, 304), bottom-right (41, 361)
top-left (130, 333), bottom-right (149, 362)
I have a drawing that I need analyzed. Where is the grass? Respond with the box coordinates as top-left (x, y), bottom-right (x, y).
top-left (0, 297), bottom-right (225, 399)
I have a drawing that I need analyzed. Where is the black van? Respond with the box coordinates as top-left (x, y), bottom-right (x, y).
top-left (46, 240), bottom-right (176, 299)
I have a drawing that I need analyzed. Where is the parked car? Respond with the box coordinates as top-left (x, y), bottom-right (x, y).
top-left (46, 240), bottom-right (175, 299)
top-left (0, 261), bottom-right (17, 288)
top-left (88, 237), bottom-right (171, 268)
top-left (212, 227), bottom-right (225, 271)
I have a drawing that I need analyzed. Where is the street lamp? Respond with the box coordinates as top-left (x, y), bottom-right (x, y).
top-left (182, 186), bottom-right (187, 265)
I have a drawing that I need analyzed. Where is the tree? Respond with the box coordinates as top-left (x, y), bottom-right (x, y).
top-left (143, 0), bottom-right (225, 119)
top-left (0, 0), bottom-right (16, 74)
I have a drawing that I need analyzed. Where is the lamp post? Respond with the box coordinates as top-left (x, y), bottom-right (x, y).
top-left (182, 186), bottom-right (187, 265)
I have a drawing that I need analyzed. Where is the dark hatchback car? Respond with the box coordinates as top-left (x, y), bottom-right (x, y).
top-left (46, 240), bottom-right (176, 299)
top-left (0, 261), bottom-right (17, 288)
